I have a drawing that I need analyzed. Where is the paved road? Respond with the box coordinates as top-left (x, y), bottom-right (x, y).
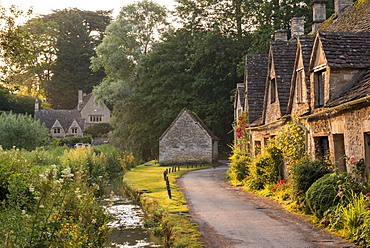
top-left (177, 163), bottom-right (356, 248)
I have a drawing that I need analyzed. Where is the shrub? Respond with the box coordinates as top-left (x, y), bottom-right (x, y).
top-left (245, 150), bottom-right (282, 191)
top-left (271, 180), bottom-right (293, 201)
top-left (290, 159), bottom-right (330, 204)
top-left (227, 148), bottom-right (250, 184)
top-left (306, 172), bottom-right (366, 219)
top-left (0, 112), bottom-right (49, 150)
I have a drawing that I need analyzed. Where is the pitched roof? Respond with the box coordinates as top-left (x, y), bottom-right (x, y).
top-left (76, 93), bottom-right (93, 110)
top-left (245, 54), bottom-right (268, 124)
top-left (316, 31), bottom-right (370, 69)
top-left (269, 40), bottom-right (297, 115)
top-left (158, 108), bottom-right (220, 141)
top-left (35, 110), bottom-right (84, 130)
top-left (287, 35), bottom-right (315, 113)
top-left (319, 0), bottom-right (370, 32)
top-left (328, 67), bottom-right (370, 106)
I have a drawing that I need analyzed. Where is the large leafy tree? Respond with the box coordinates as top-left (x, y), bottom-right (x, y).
top-left (44, 9), bottom-right (111, 109)
top-left (91, 0), bottom-right (169, 106)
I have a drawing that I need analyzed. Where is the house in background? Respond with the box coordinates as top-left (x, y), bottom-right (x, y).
top-left (35, 90), bottom-right (110, 138)
top-left (159, 108), bottom-right (219, 165)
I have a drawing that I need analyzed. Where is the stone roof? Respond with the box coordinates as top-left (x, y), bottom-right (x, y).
top-left (245, 54), bottom-right (268, 124)
top-left (269, 40), bottom-right (297, 116)
top-left (319, 0), bottom-right (370, 32)
top-left (317, 31), bottom-right (370, 69)
top-left (159, 108), bottom-right (220, 141)
top-left (328, 67), bottom-right (370, 106)
top-left (35, 110), bottom-right (85, 130)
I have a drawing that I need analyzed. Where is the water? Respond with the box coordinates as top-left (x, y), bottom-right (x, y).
top-left (103, 176), bottom-right (162, 248)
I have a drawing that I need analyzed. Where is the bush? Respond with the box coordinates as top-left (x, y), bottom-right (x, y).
top-left (0, 112), bottom-right (49, 150)
top-left (306, 172), bottom-right (366, 219)
top-left (245, 150), bottom-right (282, 191)
top-left (227, 150), bottom-right (250, 184)
top-left (290, 159), bottom-right (330, 204)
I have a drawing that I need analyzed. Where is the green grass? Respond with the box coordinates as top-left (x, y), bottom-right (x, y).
top-left (123, 161), bottom-right (215, 247)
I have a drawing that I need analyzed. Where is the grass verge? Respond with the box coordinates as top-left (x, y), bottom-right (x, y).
top-left (123, 161), bottom-right (216, 247)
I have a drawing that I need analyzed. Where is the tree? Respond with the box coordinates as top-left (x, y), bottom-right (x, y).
top-left (44, 9), bottom-right (111, 109)
top-left (0, 112), bottom-right (49, 150)
top-left (91, 0), bottom-right (169, 106)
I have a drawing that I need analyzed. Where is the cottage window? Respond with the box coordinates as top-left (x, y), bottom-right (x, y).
top-left (296, 69), bottom-right (304, 103)
top-left (53, 128), bottom-right (61, 134)
top-left (71, 128), bottom-right (78, 134)
top-left (270, 78), bottom-right (276, 104)
top-left (90, 115), bottom-right (102, 122)
top-left (314, 136), bottom-right (329, 160)
top-left (314, 70), bottom-right (325, 107)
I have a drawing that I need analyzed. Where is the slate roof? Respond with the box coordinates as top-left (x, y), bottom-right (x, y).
top-left (35, 110), bottom-right (85, 130)
top-left (317, 31), bottom-right (370, 69)
top-left (269, 40), bottom-right (297, 116)
top-left (76, 93), bottom-right (93, 110)
top-left (245, 54), bottom-right (268, 124)
top-left (319, 0), bottom-right (370, 32)
top-left (158, 108), bottom-right (220, 141)
top-left (328, 67), bottom-right (370, 106)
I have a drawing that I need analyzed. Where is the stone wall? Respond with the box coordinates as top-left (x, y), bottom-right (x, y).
top-left (159, 110), bottom-right (215, 165)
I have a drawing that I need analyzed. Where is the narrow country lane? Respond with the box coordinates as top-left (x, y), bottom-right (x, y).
top-left (177, 162), bottom-right (356, 248)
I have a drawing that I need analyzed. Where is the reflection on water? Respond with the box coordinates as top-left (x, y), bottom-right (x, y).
top-left (104, 176), bottom-right (162, 248)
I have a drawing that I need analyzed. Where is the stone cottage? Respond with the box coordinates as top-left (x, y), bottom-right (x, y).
top-left (158, 108), bottom-right (219, 165)
top-left (35, 90), bottom-right (110, 138)
top-left (238, 0), bottom-right (370, 174)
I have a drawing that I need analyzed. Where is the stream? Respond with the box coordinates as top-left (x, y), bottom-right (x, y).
top-left (103, 176), bottom-right (162, 248)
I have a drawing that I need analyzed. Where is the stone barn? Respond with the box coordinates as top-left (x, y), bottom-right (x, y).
top-left (158, 108), bottom-right (219, 165)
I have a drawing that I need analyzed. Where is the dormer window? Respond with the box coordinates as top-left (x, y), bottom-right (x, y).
top-left (71, 128), bottom-right (78, 134)
top-left (270, 78), bottom-right (276, 103)
top-left (314, 69), bottom-right (326, 107)
top-left (53, 128), bottom-right (61, 134)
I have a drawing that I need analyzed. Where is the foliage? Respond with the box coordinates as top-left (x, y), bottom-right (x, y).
top-left (306, 172), bottom-right (366, 219)
top-left (244, 148), bottom-right (282, 191)
top-left (0, 146), bottom-right (116, 247)
top-left (84, 123), bottom-right (112, 138)
top-left (227, 144), bottom-right (250, 184)
top-left (323, 192), bottom-right (370, 246)
top-left (0, 112), bottom-right (49, 150)
top-left (44, 9), bottom-right (111, 109)
top-left (290, 159), bottom-right (330, 205)
top-left (271, 180), bottom-right (293, 201)
top-left (274, 120), bottom-right (307, 171)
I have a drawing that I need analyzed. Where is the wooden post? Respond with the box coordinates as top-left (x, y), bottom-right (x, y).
top-left (165, 176), bottom-right (171, 199)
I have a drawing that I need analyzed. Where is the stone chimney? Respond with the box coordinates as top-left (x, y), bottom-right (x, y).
top-left (291, 17), bottom-right (305, 37)
top-left (35, 98), bottom-right (39, 113)
top-left (274, 30), bottom-right (288, 41)
top-left (311, 0), bottom-right (327, 33)
top-left (335, 0), bottom-right (353, 16)
top-left (78, 90), bottom-right (83, 111)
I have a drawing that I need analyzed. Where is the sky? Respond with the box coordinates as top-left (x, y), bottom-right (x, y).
top-left (0, 0), bottom-right (177, 19)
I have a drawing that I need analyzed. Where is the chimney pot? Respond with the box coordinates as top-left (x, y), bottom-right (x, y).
top-left (291, 17), bottom-right (305, 37)
top-left (274, 30), bottom-right (288, 41)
